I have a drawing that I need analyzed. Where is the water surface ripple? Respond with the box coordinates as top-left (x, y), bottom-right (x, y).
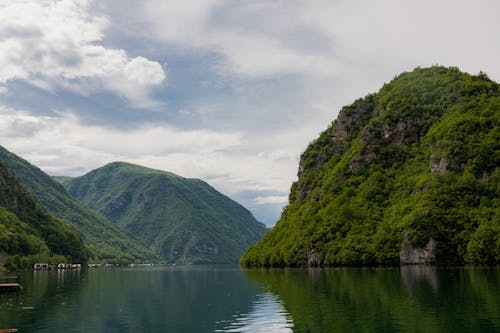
top-left (215, 292), bottom-right (293, 332)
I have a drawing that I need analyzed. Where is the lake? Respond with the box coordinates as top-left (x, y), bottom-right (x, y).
top-left (0, 266), bottom-right (498, 332)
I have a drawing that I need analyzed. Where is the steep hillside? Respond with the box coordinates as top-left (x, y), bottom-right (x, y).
top-left (62, 162), bottom-right (267, 264)
top-left (242, 66), bottom-right (500, 267)
top-left (0, 146), bottom-right (158, 264)
top-left (0, 158), bottom-right (87, 269)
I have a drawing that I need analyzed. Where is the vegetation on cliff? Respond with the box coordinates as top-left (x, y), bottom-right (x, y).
top-left (61, 162), bottom-right (267, 264)
top-left (242, 66), bottom-right (500, 267)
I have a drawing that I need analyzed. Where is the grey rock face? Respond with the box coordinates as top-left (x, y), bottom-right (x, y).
top-left (400, 236), bottom-right (437, 264)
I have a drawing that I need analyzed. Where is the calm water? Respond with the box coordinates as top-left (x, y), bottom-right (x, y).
top-left (0, 266), bottom-right (498, 332)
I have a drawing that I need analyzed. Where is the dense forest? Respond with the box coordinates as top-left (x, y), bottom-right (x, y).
top-left (242, 66), bottom-right (500, 267)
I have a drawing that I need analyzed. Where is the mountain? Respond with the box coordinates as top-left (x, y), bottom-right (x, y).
top-left (0, 158), bottom-right (87, 269)
top-left (0, 146), bottom-right (158, 264)
top-left (61, 162), bottom-right (267, 264)
top-left (242, 66), bottom-right (500, 267)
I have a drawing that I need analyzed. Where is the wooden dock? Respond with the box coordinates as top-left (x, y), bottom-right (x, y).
top-left (0, 283), bottom-right (22, 292)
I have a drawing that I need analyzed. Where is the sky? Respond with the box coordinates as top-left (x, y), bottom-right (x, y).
top-left (0, 0), bottom-right (499, 226)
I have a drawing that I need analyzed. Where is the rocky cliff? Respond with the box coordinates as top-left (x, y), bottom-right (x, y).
top-left (242, 66), bottom-right (500, 267)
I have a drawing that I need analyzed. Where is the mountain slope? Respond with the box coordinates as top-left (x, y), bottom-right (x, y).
top-left (0, 158), bottom-right (87, 269)
top-left (62, 162), bottom-right (267, 264)
top-left (242, 66), bottom-right (500, 267)
top-left (0, 146), bottom-right (158, 264)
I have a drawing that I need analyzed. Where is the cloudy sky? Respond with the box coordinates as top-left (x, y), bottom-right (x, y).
top-left (1, 0), bottom-right (499, 226)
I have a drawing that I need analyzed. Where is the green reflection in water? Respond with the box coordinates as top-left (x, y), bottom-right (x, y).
top-left (0, 267), bottom-right (261, 333)
top-left (0, 267), bottom-right (498, 332)
top-left (243, 266), bottom-right (500, 333)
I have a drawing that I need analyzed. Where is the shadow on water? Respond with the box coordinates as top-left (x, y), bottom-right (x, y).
top-left (243, 266), bottom-right (500, 333)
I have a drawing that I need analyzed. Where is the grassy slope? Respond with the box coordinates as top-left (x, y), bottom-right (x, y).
top-left (63, 162), bottom-right (267, 264)
top-left (242, 66), bottom-right (500, 267)
top-left (0, 158), bottom-right (87, 269)
top-left (0, 146), bottom-right (158, 264)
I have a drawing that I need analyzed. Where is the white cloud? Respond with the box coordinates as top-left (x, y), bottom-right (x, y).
top-left (0, 86), bottom-right (7, 94)
top-left (108, 0), bottom-right (500, 82)
top-left (254, 195), bottom-right (289, 205)
top-left (0, 0), bottom-right (166, 107)
top-left (0, 106), bottom-right (241, 167)
top-left (111, 0), bottom-right (339, 78)
top-left (0, 106), bottom-right (299, 224)
top-left (124, 57), bottom-right (165, 86)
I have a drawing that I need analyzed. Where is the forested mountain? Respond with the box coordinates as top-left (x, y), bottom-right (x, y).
top-left (61, 162), bottom-right (267, 264)
top-left (0, 158), bottom-right (87, 269)
top-left (242, 66), bottom-right (500, 267)
top-left (0, 146), bottom-right (157, 264)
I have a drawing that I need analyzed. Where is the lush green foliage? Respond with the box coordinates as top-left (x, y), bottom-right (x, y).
top-left (0, 159), bottom-right (87, 269)
top-left (242, 66), bottom-right (500, 267)
top-left (62, 162), bottom-right (268, 264)
top-left (0, 146), bottom-right (158, 264)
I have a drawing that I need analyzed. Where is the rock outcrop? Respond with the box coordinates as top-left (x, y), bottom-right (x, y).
top-left (399, 236), bottom-right (437, 265)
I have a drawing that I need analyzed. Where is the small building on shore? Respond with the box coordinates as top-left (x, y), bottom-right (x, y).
top-left (34, 263), bottom-right (49, 270)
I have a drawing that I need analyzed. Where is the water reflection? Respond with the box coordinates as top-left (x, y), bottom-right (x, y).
top-left (400, 265), bottom-right (439, 293)
top-left (244, 267), bottom-right (500, 333)
top-left (0, 267), bottom-right (262, 332)
top-left (215, 292), bottom-right (293, 332)
top-left (0, 267), bottom-right (498, 332)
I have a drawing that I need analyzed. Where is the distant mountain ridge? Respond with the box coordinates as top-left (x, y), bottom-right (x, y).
top-left (242, 66), bottom-right (500, 267)
top-left (0, 146), bottom-right (158, 264)
top-left (61, 162), bottom-right (267, 264)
